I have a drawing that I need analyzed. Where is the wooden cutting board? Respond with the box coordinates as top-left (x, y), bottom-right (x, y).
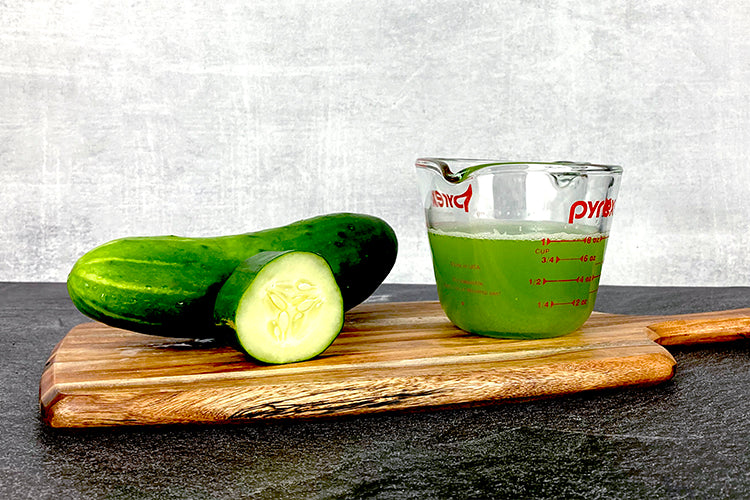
top-left (40, 301), bottom-right (750, 428)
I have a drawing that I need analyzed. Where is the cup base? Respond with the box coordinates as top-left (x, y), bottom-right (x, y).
top-left (466, 328), bottom-right (577, 340)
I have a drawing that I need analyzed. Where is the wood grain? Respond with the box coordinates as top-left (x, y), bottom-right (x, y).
top-left (40, 302), bottom-right (750, 428)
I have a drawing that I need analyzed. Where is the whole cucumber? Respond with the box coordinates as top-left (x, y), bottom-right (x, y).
top-left (67, 213), bottom-right (397, 337)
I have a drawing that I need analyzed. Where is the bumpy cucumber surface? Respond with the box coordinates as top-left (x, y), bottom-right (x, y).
top-left (214, 251), bottom-right (344, 364)
top-left (67, 213), bottom-right (397, 337)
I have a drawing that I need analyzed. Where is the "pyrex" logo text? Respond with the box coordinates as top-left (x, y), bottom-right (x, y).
top-left (432, 185), bottom-right (473, 213)
top-left (568, 198), bottom-right (616, 223)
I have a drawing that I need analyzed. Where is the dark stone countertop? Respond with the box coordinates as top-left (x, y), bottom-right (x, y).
top-left (1, 282), bottom-right (748, 499)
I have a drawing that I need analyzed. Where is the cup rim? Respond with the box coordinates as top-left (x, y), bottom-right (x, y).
top-left (416, 157), bottom-right (623, 184)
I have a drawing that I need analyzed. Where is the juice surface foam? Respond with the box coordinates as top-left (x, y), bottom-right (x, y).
top-left (428, 220), bottom-right (606, 242)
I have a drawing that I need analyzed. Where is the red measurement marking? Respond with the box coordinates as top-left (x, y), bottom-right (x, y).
top-left (541, 235), bottom-right (609, 246)
top-left (530, 274), bottom-right (601, 285)
top-left (542, 255), bottom-right (598, 264)
top-left (544, 278), bottom-right (581, 284)
top-left (542, 238), bottom-right (581, 245)
top-left (557, 299), bottom-right (588, 306)
top-left (537, 298), bottom-right (588, 308)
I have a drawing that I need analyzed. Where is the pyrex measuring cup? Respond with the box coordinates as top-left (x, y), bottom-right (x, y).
top-left (416, 158), bottom-right (622, 339)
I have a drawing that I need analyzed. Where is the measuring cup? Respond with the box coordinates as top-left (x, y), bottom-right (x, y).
top-left (416, 158), bottom-right (622, 339)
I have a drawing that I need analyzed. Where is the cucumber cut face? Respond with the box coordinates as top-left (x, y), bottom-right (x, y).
top-left (214, 251), bottom-right (344, 364)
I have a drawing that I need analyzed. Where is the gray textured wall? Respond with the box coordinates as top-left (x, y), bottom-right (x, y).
top-left (2, 1), bottom-right (749, 286)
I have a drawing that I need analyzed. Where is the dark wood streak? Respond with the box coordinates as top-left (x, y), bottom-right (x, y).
top-left (229, 388), bottom-right (446, 420)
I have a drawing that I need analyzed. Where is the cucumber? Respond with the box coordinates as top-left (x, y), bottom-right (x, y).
top-left (67, 213), bottom-right (397, 337)
top-left (214, 251), bottom-right (343, 364)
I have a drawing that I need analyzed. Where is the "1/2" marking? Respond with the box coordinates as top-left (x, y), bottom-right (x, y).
top-left (529, 275), bottom-right (601, 285)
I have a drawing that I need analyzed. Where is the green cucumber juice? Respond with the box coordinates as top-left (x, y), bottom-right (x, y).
top-left (427, 221), bottom-right (609, 339)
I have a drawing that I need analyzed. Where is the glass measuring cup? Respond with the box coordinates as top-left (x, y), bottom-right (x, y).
top-left (416, 158), bottom-right (622, 339)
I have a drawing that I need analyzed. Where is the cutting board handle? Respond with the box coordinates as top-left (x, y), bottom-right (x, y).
top-left (645, 308), bottom-right (750, 346)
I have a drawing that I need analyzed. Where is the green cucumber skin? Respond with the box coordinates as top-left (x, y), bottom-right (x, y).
top-left (67, 213), bottom-right (397, 337)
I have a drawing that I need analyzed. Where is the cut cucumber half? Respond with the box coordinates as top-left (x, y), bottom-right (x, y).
top-left (214, 250), bottom-right (344, 364)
